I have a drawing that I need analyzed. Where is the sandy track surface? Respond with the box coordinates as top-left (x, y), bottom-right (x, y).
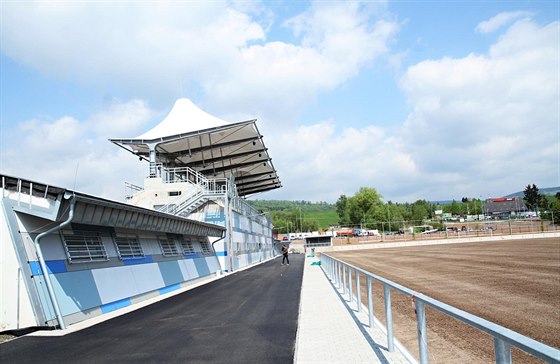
top-left (330, 238), bottom-right (559, 363)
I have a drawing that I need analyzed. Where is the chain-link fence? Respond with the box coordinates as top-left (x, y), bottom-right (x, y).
top-left (330, 217), bottom-right (558, 245)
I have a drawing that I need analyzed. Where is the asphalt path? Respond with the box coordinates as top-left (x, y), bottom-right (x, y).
top-left (0, 254), bottom-right (304, 364)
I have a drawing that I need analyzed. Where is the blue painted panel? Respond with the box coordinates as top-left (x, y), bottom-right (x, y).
top-left (183, 252), bottom-right (203, 259)
top-left (51, 270), bottom-right (102, 315)
top-left (205, 211), bottom-right (226, 227)
top-left (233, 212), bottom-right (240, 229)
top-left (29, 259), bottom-right (67, 276)
top-left (193, 258), bottom-right (210, 277)
top-left (122, 256), bottom-right (154, 265)
top-left (159, 283), bottom-right (181, 295)
top-left (158, 260), bottom-right (184, 286)
top-left (101, 298), bottom-right (132, 314)
top-left (215, 251), bottom-right (227, 256)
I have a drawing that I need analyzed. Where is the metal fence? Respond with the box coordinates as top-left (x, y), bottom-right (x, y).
top-left (320, 253), bottom-right (560, 364)
top-left (332, 219), bottom-right (557, 245)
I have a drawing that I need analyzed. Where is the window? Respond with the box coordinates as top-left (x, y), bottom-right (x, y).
top-left (61, 230), bottom-right (108, 263)
top-left (200, 241), bottom-right (212, 254)
top-left (169, 191), bottom-right (182, 196)
top-left (114, 234), bottom-right (144, 259)
top-left (180, 239), bottom-right (195, 254)
top-left (159, 238), bottom-right (178, 256)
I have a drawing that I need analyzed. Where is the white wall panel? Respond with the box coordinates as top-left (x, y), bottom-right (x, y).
top-left (205, 256), bottom-right (219, 273)
top-left (129, 263), bottom-right (165, 292)
top-left (179, 259), bottom-right (198, 280)
top-left (93, 266), bottom-right (138, 304)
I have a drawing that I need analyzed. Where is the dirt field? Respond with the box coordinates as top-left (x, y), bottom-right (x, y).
top-left (330, 238), bottom-right (560, 363)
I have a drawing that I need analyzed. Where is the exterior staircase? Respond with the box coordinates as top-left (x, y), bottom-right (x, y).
top-left (155, 167), bottom-right (228, 217)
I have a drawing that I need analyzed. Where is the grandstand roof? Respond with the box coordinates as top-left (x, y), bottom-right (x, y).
top-left (109, 99), bottom-right (281, 197)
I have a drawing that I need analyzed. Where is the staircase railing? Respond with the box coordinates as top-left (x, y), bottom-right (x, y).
top-left (154, 166), bottom-right (228, 216)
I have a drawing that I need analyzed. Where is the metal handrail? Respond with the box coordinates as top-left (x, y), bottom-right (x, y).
top-left (320, 253), bottom-right (560, 364)
top-left (159, 166), bottom-right (210, 186)
top-left (154, 172), bottom-right (228, 215)
top-left (152, 167), bottom-right (268, 224)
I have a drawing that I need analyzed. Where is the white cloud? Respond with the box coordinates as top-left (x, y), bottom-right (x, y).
top-left (0, 1), bottom-right (398, 124)
top-left (398, 18), bottom-right (559, 200)
top-left (0, 2), bottom-right (265, 93)
top-left (476, 11), bottom-right (533, 33)
top-left (2, 3), bottom-right (556, 205)
top-left (264, 121), bottom-right (417, 202)
top-left (267, 17), bottom-right (559, 202)
top-left (88, 99), bottom-right (156, 137)
top-left (207, 1), bottom-right (397, 119)
top-left (1, 100), bottom-right (153, 200)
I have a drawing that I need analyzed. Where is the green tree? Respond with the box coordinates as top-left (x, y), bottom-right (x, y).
top-left (347, 187), bottom-right (384, 226)
top-left (384, 202), bottom-right (404, 232)
top-left (411, 200), bottom-right (429, 222)
top-left (446, 200), bottom-right (462, 215)
top-left (524, 184), bottom-right (541, 211)
top-left (335, 195), bottom-right (350, 225)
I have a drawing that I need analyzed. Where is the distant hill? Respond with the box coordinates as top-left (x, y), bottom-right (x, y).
top-left (247, 199), bottom-right (334, 212)
top-left (504, 186), bottom-right (560, 198)
top-left (429, 186), bottom-right (560, 204)
top-left (247, 199), bottom-right (338, 230)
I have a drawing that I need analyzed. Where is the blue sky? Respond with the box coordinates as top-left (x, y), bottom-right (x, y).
top-left (1, 0), bottom-right (558, 203)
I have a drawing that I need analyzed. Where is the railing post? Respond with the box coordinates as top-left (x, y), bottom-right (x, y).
top-left (384, 284), bottom-right (395, 352)
top-left (356, 271), bottom-right (361, 312)
top-left (348, 267), bottom-right (353, 302)
top-left (335, 261), bottom-right (338, 287)
top-left (334, 260), bottom-right (338, 287)
top-left (342, 263), bottom-right (346, 294)
top-left (367, 277), bottom-right (374, 328)
top-left (494, 338), bottom-right (512, 364)
top-left (416, 299), bottom-right (429, 364)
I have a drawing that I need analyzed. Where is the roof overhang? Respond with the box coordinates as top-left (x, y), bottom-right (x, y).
top-left (1, 174), bottom-right (225, 237)
top-left (110, 100), bottom-right (281, 197)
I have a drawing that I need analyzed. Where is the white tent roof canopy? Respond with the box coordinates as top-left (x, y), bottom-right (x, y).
top-left (110, 99), bottom-right (282, 197)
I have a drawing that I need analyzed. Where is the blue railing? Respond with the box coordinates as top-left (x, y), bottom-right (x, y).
top-left (320, 253), bottom-right (560, 364)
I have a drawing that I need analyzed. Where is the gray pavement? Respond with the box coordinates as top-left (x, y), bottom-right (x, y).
top-left (295, 255), bottom-right (413, 364)
top-left (0, 255), bottom-right (304, 364)
top-left (1, 254), bottom-right (414, 364)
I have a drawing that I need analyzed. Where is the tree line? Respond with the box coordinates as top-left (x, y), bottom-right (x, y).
top-left (248, 184), bottom-right (560, 232)
top-left (524, 184), bottom-right (560, 223)
top-left (335, 187), bottom-right (439, 231)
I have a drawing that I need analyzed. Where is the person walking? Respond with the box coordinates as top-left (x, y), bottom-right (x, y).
top-left (281, 244), bottom-right (289, 265)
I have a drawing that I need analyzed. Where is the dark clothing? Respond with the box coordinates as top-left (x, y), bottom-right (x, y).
top-left (282, 246), bottom-right (289, 265)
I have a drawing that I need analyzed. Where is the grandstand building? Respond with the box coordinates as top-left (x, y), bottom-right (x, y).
top-left (1, 99), bottom-right (282, 332)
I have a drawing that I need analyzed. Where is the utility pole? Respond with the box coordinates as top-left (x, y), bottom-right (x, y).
top-left (387, 204), bottom-right (392, 233)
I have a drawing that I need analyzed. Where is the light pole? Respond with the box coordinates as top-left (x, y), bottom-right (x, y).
top-left (387, 204), bottom-right (392, 233)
